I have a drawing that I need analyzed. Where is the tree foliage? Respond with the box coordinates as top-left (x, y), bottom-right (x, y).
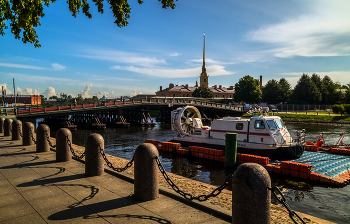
top-left (233, 75), bottom-right (262, 104)
top-left (192, 87), bottom-right (213, 98)
top-left (262, 79), bottom-right (281, 104)
top-left (0, 0), bottom-right (177, 47)
top-left (278, 78), bottom-right (292, 103)
top-left (292, 73), bottom-right (321, 104)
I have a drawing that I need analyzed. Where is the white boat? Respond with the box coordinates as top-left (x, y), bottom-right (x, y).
top-left (171, 106), bottom-right (305, 159)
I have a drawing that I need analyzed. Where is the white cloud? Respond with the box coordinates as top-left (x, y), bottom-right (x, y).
top-left (80, 84), bottom-right (92, 98)
top-left (5, 73), bottom-right (73, 83)
top-left (16, 87), bottom-right (40, 95)
top-left (111, 65), bottom-right (232, 78)
top-left (77, 49), bottom-right (166, 67)
top-left (52, 63), bottom-right (66, 70)
top-left (129, 89), bottom-right (142, 97)
top-left (96, 91), bottom-right (118, 99)
top-left (44, 87), bottom-right (57, 98)
top-left (247, 1), bottom-right (350, 58)
top-left (0, 83), bottom-right (12, 94)
top-left (169, 52), bottom-right (180, 57)
top-left (0, 62), bottom-right (45, 70)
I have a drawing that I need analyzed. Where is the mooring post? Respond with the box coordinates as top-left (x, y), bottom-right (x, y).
top-left (12, 120), bottom-right (22, 141)
top-left (23, 122), bottom-right (35, 146)
top-left (56, 128), bottom-right (72, 162)
top-left (0, 117), bottom-right (4, 133)
top-left (85, 133), bottom-right (104, 176)
top-left (4, 118), bottom-right (13, 136)
top-left (225, 133), bottom-right (237, 168)
top-left (232, 163), bottom-right (271, 224)
top-left (134, 143), bottom-right (159, 201)
top-left (36, 124), bottom-right (50, 152)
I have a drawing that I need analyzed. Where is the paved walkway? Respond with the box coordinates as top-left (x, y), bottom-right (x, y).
top-left (0, 134), bottom-right (230, 224)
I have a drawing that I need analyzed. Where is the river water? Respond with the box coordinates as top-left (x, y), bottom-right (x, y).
top-left (55, 121), bottom-right (350, 223)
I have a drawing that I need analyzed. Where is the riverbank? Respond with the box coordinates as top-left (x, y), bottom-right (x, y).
top-left (45, 137), bottom-right (335, 223)
top-left (245, 112), bottom-right (350, 125)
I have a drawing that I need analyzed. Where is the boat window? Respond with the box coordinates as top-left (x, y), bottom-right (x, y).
top-left (236, 123), bottom-right (244, 130)
top-left (275, 119), bottom-right (284, 129)
top-left (254, 120), bottom-right (265, 129)
top-left (266, 120), bottom-right (277, 129)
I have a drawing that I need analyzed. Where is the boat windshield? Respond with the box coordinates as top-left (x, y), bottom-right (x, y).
top-left (266, 120), bottom-right (277, 129)
top-left (275, 119), bottom-right (284, 129)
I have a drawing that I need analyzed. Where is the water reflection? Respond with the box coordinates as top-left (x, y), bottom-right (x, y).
top-left (41, 118), bottom-right (350, 223)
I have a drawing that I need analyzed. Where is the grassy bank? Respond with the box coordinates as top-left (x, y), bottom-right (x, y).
top-left (272, 113), bottom-right (350, 123)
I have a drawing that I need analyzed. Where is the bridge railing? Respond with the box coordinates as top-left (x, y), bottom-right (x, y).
top-left (12, 98), bottom-right (242, 116)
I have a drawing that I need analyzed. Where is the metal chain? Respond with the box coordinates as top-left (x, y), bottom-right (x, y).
top-left (18, 125), bottom-right (23, 137)
top-left (66, 136), bottom-right (85, 159)
top-left (29, 129), bottom-right (37, 144)
top-left (45, 131), bottom-right (56, 148)
top-left (98, 143), bottom-right (134, 172)
top-left (268, 186), bottom-right (306, 224)
top-left (155, 156), bottom-right (232, 201)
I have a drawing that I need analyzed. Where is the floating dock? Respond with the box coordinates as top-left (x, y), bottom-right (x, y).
top-left (145, 139), bottom-right (350, 187)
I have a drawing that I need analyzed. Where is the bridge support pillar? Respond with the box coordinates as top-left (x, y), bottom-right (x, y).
top-left (232, 163), bottom-right (271, 224)
top-left (36, 124), bottom-right (50, 152)
top-left (134, 143), bottom-right (159, 201)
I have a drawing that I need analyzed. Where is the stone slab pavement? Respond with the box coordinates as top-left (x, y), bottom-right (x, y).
top-left (0, 133), bottom-right (231, 224)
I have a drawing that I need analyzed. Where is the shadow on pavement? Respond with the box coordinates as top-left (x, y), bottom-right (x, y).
top-left (48, 197), bottom-right (172, 223)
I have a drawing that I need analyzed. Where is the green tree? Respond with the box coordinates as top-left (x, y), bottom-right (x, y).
top-left (39, 94), bottom-right (46, 103)
top-left (278, 78), bottom-right (292, 103)
top-left (0, 0), bottom-right (177, 47)
top-left (233, 75), bottom-right (262, 104)
top-left (262, 79), bottom-right (281, 104)
top-left (49, 95), bottom-right (58, 100)
top-left (192, 87), bottom-right (213, 98)
top-left (310, 73), bottom-right (325, 102)
top-left (322, 75), bottom-right (337, 104)
top-left (345, 89), bottom-right (350, 103)
top-left (292, 73), bottom-right (321, 104)
top-left (92, 96), bottom-right (99, 101)
top-left (76, 94), bottom-right (83, 102)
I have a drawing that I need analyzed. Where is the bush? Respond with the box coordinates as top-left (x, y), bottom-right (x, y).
top-left (332, 104), bottom-right (345, 114)
top-left (344, 104), bottom-right (350, 114)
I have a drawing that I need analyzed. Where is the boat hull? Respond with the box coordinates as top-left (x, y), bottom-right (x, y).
top-left (171, 136), bottom-right (304, 160)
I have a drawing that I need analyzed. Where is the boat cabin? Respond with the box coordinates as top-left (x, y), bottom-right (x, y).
top-left (198, 116), bottom-right (292, 145)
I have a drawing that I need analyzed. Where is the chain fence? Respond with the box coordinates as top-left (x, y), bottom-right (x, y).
top-left (45, 131), bottom-right (56, 148)
top-left (18, 125), bottom-right (23, 137)
top-left (98, 143), bottom-right (134, 172)
top-left (155, 156), bottom-right (232, 201)
top-left (29, 129), bottom-right (37, 144)
top-left (268, 186), bottom-right (306, 224)
top-left (66, 136), bottom-right (85, 159)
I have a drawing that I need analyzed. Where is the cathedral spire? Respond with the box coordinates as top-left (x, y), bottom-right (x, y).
top-left (200, 32), bottom-right (209, 88)
top-left (203, 32), bottom-right (205, 67)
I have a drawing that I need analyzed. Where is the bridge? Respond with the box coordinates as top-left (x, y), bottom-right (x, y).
top-left (1, 99), bottom-right (243, 128)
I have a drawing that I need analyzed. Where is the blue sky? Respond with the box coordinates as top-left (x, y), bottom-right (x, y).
top-left (1, 0), bottom-right (350, 99)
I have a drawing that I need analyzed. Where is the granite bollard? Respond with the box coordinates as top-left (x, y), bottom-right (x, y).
top-left (0, 117), bottom-right (4, 133)
top-left (23, 122), bottom-right (35, 146)
top-left (232, 163), bottom-right (271, 224)
top-left (12, 120), bottom-right (22, 141)
top-left (134, 143), bottom-right (159, 201)
top-left (4, 118), bottom-right (13, 136)
top-left (36, 124), bottom-right (50, 152)
top-left (85, 133), bottom-right (104, 176)
top-left (56, 128), bottom-right (72, 162)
